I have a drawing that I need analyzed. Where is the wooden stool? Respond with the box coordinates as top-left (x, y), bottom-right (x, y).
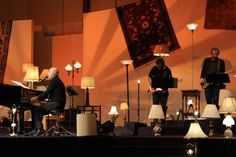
top-left (42, 109), bottom-right (73, 136)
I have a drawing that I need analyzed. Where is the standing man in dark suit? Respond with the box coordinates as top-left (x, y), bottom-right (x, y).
top-left (200, 47), bottom-right (226, 109)
top-left (148, 57), bottom-right (172, 117)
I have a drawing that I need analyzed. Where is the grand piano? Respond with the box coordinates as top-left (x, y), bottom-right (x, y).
top-left (0, 83), bottom-right (42, 133)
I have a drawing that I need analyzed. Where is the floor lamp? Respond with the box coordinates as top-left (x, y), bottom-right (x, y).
top-left (65, 60), bottom-right (81, 109)
top-left (81, 76), bottom-right (95, 107)
top-left (121, 59), bottom-right (133, 122)
top-left (65, 61), bottom-right (81, 128)
top-left (186, 23), bottom-right (198, 89)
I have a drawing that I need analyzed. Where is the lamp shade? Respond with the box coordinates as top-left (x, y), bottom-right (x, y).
top-left (76, 113), bottom-right (97, 136)
top-left (184, 122), bottom-right (208, 139)
top-left (81, 76), bottom-right (95, 89)
top-left (39, 69), bottom-right (49, 80)
top-left (202, 104), bottom-right (220, 118)
top-left (187, 98), bottom-right (193, 105)
top-left (121, 59), bottom-right (133, 65)
top-left (153, 44), bottom-right (170, 57)
top-left (219, 96), bottom-right (236, 113)
top-left (74, 61), bottom-right (82, 69)
top-left (148, 105), bottom-right (165, 119)
top-left (186, 23), bottom-right (198, 31)
top-left (120, 102), bottom-right (128, 110)
top-left (218, 89), bottom-right (235, 106)
top-left (23, 65), bottom-right (39, 82)
top-left (22, 63), bottom-right (33, 73)
top-left (108, 106), bottom-right (119, 115)
top-left (65, 64), bottom-right (73, 71)
top-left (223, 114), bottom-right (235, 127)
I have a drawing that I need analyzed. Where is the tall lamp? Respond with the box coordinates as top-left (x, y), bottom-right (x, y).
top-left (219, 96), bottom-right (236, 138)
top-left (186, 22), bottom-right (198, 89)
top-left (81, 76), bottom-right (95, 107)
top-left (201, 104), bottom-right (220, 136)
top-left (148, 105), bottom-right (165, 136)
top-left (121, 59), bottom-right (133, 122)
top-left (65, 60), bottom-right (81, 108)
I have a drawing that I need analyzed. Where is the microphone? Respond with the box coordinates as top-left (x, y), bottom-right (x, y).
top-left (39, 76), bottom-right (48, 82)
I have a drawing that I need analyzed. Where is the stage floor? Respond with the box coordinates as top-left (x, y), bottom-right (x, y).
top-left (1, 126), bottom-right (236, 157)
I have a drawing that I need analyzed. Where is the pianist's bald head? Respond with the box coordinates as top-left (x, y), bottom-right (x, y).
top-left (48, 67), bottom-right (59, 80)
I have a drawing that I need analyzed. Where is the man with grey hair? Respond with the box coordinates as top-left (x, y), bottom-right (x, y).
top-left (30, 67), bottom-right (66, 136)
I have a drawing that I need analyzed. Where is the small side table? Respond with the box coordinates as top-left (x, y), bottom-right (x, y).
top-left (77, 105), bottom-right (102, 122)
top-left (181, 89), bottom-right (201, 118)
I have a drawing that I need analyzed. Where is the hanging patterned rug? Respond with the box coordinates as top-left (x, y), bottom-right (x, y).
top-left (0, 20), bottom-right (12, 83)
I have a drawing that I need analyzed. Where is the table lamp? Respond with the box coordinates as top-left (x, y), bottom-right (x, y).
top-left (223, 113), bottom-right (235, 139)
top-left (108, 105), bottom-right (119, 124)
top-left (201, 104), bottom-right (220, 136)
top-left (184, 121), bottom-right (208, 139)
top-left (120, 102), bottom-right (128, 124)
top-left (81, 76), bottom-right (95, 107)
top-left (23, 65), bottom-right (39, 89)
top-left (219, 96), bottom-right (236, 138)
top-left (148, 105), bottom-right (165, 136)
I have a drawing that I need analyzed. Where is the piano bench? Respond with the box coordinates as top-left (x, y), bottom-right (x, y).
top-left (44, 110), bottom-right (64, 129)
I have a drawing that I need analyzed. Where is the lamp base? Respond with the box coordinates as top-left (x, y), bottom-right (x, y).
top-left (153, 120), bottom-right (162, 136)
top-left (111, 115), bottom-right (117, 124)
top-left (224, 127), bottom-right (233, 139)
top-left (122, 117), bottom-right (126, 124)
top-left (208, 121), bottom-right (214, 136)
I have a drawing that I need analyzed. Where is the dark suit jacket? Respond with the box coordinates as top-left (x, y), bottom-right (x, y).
top-left (38, 75), bottom-right (66, 109)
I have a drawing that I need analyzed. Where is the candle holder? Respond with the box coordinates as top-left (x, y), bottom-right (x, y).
top-left (10, 104), bottom-right (17, 136)
top-left (137, 80), bottom-right (141, 122)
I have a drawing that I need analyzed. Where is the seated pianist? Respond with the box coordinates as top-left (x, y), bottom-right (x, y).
top-left (0, 67), bottom-right (65, 136)
top-left (28, 67), bottom-right (66, 136)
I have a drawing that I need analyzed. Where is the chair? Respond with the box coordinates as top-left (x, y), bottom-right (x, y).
top-left (98, 120), bottom-right (115, 136)
top-left (42, 109), bottom-right (73, 136)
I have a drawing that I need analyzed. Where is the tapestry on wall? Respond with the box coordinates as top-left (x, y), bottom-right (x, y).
top-left (204, 0), bottom-right (236, 30)
top-left (0, 21), bottom-right (12, 83)
top-left (116, 0), bottom-right (180, 68)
